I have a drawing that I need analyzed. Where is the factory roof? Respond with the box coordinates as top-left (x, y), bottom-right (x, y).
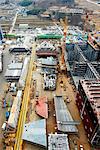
top-left (54, 96), bottom-right (78, 133)
top-left (36, 26), bottom-right (63, 35)
top-left (80, 80), bottom-right (100, 124)
top-left (5, 69), bottom-right (21, 80)
top-left (49, 6), bottom-right (84, 14)
top-left (36, 52), bottom-right (57, 57)
top-left (37, 57), bottom-right (57, 66)
top-left (37, 34), bottom-right (62, 39)
top-left (22, 119), bottom-right (47, 147)
top-left (36, 41), bottom-right (55, 51)
top-left (9, 42), bottom-right (31, 53)
top-left (8, 63), bottom-right (23, 70)
top-left (48, 134), bottom-right (69, 150)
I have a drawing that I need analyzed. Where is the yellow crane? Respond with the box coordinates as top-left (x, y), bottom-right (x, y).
top-left (59, 17), bottom-right (68, 73)
top-left (60, 17), bottom-right (68, 38)
top-left (14, 43), bottom-right (36, 150)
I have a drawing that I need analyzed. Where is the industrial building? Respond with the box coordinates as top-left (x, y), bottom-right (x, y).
top-left (76, 79), bottom-right (100, 147)
top-left (0, 0), bottom-right (100, 149)
top-left (65, 35), bottom-right (100, 88)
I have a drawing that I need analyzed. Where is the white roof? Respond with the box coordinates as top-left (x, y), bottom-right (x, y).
top-left (5, 69), bottom-right (21, 77)
top-left (8, 63), bottom-right (23, 70)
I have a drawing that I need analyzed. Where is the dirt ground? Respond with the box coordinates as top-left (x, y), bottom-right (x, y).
top-left (23, 68), bottom-right (91, 150)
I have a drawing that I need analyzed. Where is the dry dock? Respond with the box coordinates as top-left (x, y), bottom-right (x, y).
top-left (23, 62), bottom-right (91, 150)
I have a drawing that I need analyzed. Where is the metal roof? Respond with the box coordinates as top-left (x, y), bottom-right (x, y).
top-left (5, 69), bottom-right (21, 79)
top-left (38, 57), bottom-right (57, 66)
top-left (54, 96), bottom-right (78, 133)
top-left (22, 119), bottom-right (47, 147)
top-left (48, 134), bottom-right (70, 150)
top-left (8, 63), bottom-right (23, 70)
top-left (37, 34), bottom-right (62, 39)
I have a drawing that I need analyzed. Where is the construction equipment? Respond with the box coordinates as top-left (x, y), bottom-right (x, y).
top-left (59, 17), bottom-right (68, 73)
top-left (84, 13), bottom-right (89, 31)
top-left (14, 43), bottom-right (36, 150)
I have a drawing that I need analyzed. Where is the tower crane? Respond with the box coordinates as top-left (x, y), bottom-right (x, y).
top-left (59, 17), bottom-right (68, 73)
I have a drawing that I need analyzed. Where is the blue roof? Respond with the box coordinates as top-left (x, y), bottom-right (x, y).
top-left (22, 119), bottom-right (47, 147)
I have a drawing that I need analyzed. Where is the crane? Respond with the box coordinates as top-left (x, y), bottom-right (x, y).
top-left (84, 12), bottom-right (89, 32)
top-left (14, 43), bottom-right (36, 150)
top-left (59, 17), bottom-right (68, 73)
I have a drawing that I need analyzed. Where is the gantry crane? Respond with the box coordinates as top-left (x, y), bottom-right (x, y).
top-left (14, 43), bottom-right (36, 150)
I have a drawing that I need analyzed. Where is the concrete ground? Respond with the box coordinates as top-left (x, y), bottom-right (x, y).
top-left (0, 46), bottom-right (13, 150)
top-left (0, 46), bottom-right (12, 94)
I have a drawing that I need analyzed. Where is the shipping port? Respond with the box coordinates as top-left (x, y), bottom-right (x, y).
top-left (0, 0), bottom-right (100, 150)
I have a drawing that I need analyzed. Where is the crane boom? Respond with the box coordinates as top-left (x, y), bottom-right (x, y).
top-left (59, 17), bottom-right (68, 73)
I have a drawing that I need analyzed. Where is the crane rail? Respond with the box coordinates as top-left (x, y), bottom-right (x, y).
top-left (14, 43), bottom-right (36, 150)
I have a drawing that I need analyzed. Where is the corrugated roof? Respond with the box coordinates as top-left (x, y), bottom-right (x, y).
top-left (5, 69), bottom-right (21, 79)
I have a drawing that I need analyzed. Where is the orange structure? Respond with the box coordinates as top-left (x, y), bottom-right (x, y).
top-left (60, 17), bottom-right (68, 73)
top-left (36, 96), bottom-right (48, 119)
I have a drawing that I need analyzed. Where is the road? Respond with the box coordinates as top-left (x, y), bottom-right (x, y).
top-left (9, 11), bottom-right (18, 34)
top-left (86, 0), bottom-right (100, 6)
top-left (75, 0), bottom-right (100, 11)
top-left (0, 46), bottom-right (13, 149)
top-left (0, 47), bottom-right (13, 94)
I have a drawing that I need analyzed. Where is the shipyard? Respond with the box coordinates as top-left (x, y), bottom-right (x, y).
top-left (0, 0), bottom-right (100, 150)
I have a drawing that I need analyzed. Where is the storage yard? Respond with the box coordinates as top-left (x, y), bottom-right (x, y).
top-left (0, 0), bottom-right (100, 150)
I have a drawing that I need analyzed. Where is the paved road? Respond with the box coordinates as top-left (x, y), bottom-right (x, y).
top-left (0, 47), bottom-right (13, 94)
top-left (86, 0), bottom-right (100, 6)
top-left (0, 46), bottom-right (13, 149)
top-left (9, 11), bottom-right (18, 34)
top-left (75, 0), bottom-right (100, 11)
